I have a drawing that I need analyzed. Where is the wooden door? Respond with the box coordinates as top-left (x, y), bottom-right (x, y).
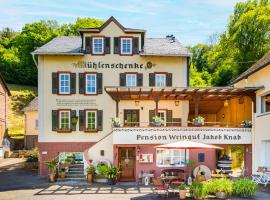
top-left (124, 110), bottom-right (139, 127)
top-left (118, 147), bottom-right (136, 182)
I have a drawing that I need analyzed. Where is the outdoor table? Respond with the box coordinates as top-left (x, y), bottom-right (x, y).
top-left (160, 176), bottom-right (178, 186)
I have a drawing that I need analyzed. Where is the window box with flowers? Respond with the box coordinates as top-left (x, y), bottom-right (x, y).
top-left (241, 120), bottom-right (252, 128)
top-left (151, 116), bottom-right (164, 127)
top-left (193, 116), bottom-right (205, 127)
top-left (112, 117), bottom-right (121, 127)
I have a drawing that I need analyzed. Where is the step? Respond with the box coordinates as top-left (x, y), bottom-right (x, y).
top-left (66, 174), bottom-right (85, 178)
top-left (68, 168), bottom-right (84, 172)
top-left (66, 171), bottom-right (84, 174)
top-left (69, 165), bottom-right (84, 169)
top-left (59, 177), bottom-right (86, 181)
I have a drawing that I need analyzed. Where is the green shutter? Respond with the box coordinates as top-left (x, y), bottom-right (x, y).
top-left (114, 37), bottom-right (120, 54)
top-left (133, 37), bottom-right (139, 54)
top-left (79, 73), bottom-right (85, 94)
top-left (104, 37), bottom-right (111, 54)
top-left (137, 73), bottom-right (143, 86)
top-left (97, 110), bottom-right (103, 131)
top-left (120, 73), bottom-right (126, 86)
top-left (70, 73), bottom-right (76, 94)
top-left (166, 110), bottom-right (173, 126)
top-left (71, 110), bottom-right (77, 131)
top-left (149, 110), bottom-right (155, 125)
top-left (149, 73), bottom-right (155, 87)
top-left (52, 110), bottom-right (59, 131)
top-left (166, 73), bottom-right (172, 86)
top-left (85, 36), bottom-right (91, 54)
top-left (79, 110), bottom-right (85, 131)
top-left (97, 73), bottom-right (103, 94)
top-left (52, 72), bottom-right (59, 94)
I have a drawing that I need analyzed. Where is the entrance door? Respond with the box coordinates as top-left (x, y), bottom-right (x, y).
top-left (118, 147), bottom-right (136, 182)
top-left (124, 110), bottom-right (139, 127)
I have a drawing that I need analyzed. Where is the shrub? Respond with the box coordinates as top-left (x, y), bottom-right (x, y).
top-left (233, 178), bottom-right (257, 198)
top-left (190, 181), bottom-right (209, 200)
top-left (208, 178), bottom-right (233, 196)
top-left (26, 148), bottom-right (39, 162)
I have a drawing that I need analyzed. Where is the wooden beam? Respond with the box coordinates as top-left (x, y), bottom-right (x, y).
top-left (194, 95), bottom-right (200, 117)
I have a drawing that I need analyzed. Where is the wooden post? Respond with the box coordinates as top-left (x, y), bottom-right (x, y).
top-left (155, 98), bottom-right (159, 116)
top-left (194, 95), bottom-right (200, 117)
top-left (116, 99), bottom-right (120, 117)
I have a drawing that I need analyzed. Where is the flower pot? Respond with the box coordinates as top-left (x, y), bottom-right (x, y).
top-left (59, 174), bottom-right (65, 180)
top-left (194, 121), bottom-right (202, 127)
top-left (87, 173), bottom-right (94, 183)
top-left (179, 190), bottom-right (187, 199)
top-left (107, 178), bottom-right (117, 185)
top-left (48, 173), bottom-right (56, 183)
top-left (216, 192), bottom-right (227, 199)
top-left (112, 122), bottom-right (120, 127)
top-left (243, 124), bottom-right (252, 128)
top-left (152, 121), bottom-right (162, 126)
top-left (196, 175), bottom-right (206, 182)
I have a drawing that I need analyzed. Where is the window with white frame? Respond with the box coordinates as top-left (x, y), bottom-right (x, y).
top-left (59, 73), bottom-right (70, 94)
top-left (261, 94), bottom-right (270, 113)
top-left (156, 149), bottom-right (187, 167)
top-left (86, 111), bottom-right (97, 130)
top-left (92, 37), bottom-right (104, 54)
top-left (126, 74), bottom-right (137, 87)
top-left (157, 111), bottom-right (166, 126)
top-left (85, 74), bottom-right (97, 94)
top-left (59, 111), bottom-right (70, 130)
top-left (155, 74), bottom-right (166, 87)
top-left (121, 38), bottom-right (132, 54)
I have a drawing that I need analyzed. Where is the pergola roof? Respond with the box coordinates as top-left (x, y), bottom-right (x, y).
top-left (104, 86), bottom-right (262, 101)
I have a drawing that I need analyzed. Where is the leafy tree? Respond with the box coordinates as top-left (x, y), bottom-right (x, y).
top-left (190, 65), bottom-right (212, 87)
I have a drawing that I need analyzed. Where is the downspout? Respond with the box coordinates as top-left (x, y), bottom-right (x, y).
top-left (186, 57), bottom-right (190, 87)
top-left (31, 53), bottom-right (38, 67)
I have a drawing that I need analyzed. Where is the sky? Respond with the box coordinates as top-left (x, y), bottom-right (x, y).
top-left (0, 0), bottom-right (242, 46)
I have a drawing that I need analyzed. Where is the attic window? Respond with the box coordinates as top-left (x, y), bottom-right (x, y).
top-left (121, 38), bottom-right (132, 55)
top-left (92, 37), bottom-right (104, 54)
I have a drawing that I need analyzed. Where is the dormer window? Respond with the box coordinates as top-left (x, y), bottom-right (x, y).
top-left (92, 37), bottom-right (104, 54)
top-left (121, 38), bottom-right (132, 55)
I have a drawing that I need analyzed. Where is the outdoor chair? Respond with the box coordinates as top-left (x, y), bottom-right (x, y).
top-left (252, 173), bottom-right (270, 187)
top-left (152, 177), bottom-right (169, 198)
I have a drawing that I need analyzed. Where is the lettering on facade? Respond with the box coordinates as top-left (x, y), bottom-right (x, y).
top-left (72, 61), bottom-right (156, 70)
top-left (56, 99), bottom-right (97, 107)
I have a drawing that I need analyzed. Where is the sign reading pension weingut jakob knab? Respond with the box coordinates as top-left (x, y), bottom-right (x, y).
top-left (113, 127), bottom-right (252, 145)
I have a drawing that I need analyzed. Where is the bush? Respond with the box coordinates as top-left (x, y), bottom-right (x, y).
top-left (26, 148), bottom-right (39, 162)
top-left (233, 178), bottom-right (257, 198)
top-left (190, 181), bottom-right (209, 200)
top-left (207, 178), bottom-right (233, 196)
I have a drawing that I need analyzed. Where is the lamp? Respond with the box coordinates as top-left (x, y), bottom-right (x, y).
top-left (135, 100), bottom-right (140, 106)
top-left (224, 99), bottom-right (229, 107)
top-left (175, 100), bottom-right (180, 106)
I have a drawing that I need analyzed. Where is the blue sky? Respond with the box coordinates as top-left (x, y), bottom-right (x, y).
top-left (0, 0), bottom-right (241, 45)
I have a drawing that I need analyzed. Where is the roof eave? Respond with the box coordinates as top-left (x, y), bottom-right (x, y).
top-left (140, 53), bottom-right (192, 57)
top-left (31, 52), bottom-right (84, 56)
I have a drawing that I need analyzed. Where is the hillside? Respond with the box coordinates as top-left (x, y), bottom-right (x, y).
top-left (7, 84), bottom-right (37, 139)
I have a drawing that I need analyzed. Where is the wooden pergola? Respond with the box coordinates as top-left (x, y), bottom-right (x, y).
top-left (105, 87), bottom-right (261, 117)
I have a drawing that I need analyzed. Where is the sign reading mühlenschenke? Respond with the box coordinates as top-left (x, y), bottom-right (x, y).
top-left (113, 127), bottom-right (252, 145)
top-left (72, 61), bottom-right (156, 70)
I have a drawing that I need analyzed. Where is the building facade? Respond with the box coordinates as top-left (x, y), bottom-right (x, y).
top-left (22, 97), bottom-right (38, 150)
top-left (232, 52), bottom-right (270, 173)
top-left (34, 17), bottom-right (257, 180)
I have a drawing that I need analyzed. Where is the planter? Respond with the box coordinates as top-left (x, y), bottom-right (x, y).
top-left (107, 178), bottom-right (117, 185)
top-left (196, 175), bottom-right (206, 182)
top-left (152, 121), bottom-right (162, 126)
top-left (243, 124), bottom-right (252, 128)
top-left (112, 122), bottom-right (120, 127)
top-left (216, 192), bottom-right (227, 199)
top-left (179, 190), bottom-right (187, 199)
top-left (194, 121), bottom-right (202, 127)
top-left (48, 173), bottom-right (56, 183)
top-left (59, 174), bottom-right (65, 180)
top-left (87, 174), bottom-right (94, 183)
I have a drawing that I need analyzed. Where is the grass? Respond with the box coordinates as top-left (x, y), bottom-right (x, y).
top-left (7, 84), bottom-right (37, 138)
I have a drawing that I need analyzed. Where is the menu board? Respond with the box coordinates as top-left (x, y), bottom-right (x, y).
top-left (139, 154), bottom-right (153, 163)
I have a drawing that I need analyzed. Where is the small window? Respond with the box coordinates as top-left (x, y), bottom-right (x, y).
top-left (157, 111), bottom-right (166, 126)
top-left (126, 74), bottom-right (137, 87)
top-left (156, 149), bottom-right (186, 167)
top-left (92, 37), bottom-right (104, 54)
top-left (261, 94), bottom-right (270, 113)
top-left (35, 119), bottom-right (38, 129)
top-left (59, 111), bottom-right (70, 130)
top-left (86, 110), bottom-right (97, 131)
top-left (85, 74), bottom-right (97, 94)
top-left (121, 38), bottom-right (132, 55)
top-left (59, 73), bottom-right (70, 94)
top-left (155, 74), bottom-right (166, 87)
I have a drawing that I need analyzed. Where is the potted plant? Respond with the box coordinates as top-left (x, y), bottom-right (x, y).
top-left (185, 159), bottom-right (196, 185)
top-left (46, 159), bottom-right (58, 183)
top-left (232, 178), bottom-right (257, 198)
top-left (105, 165), bottom-right (120, 185)
top-left (64, 157), bottom-right (72, 168)
top-left (208, 178), bottom-right (233, 199)
top-left (86, 165), bottom-right (96, 183)
top-left (111, 117), bottom-right (121, 127)
top-left (177, 184), bottom-right (188, 199)
top-left (190, 181), bottom-right (203, 200)
top-left (58, 169), bottom-right (66, 180)
top-left (71, 116), bottom-right (78, 125)
top-left (193, 116), bottom-right (205, 127)
top-left (151, 116), bottom-right (164, 127)
top-left (241, 120), bottom-right (252, 128)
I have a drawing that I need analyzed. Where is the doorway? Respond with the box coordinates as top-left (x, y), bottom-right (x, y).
top-left (118, 147), bottom-right (136, 182)
top-left (124, 110), bottom-right (139, 127)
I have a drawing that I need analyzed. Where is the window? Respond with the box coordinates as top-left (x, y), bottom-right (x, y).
top-left (59, 111), bottom-right (70, 130)
top-left (86, 110), bottom-right (97, 130)
top-left (121, 38), bottom-right (132, 55)
top-left (85, 74), bottom-right (97, 94)
top-left (92, 37), bottom-right (104, 54)
top-left (126, 74), bottom-right (137, 87)
top-left (35, 119), bottom-right (38, 129)
top-left (59, 73), bottom-right (70, 94)
top-left (156, 149), bottom-right (187, 167)
top-left (262, 141), bottom-right (270, 168)
top-left (155, 74), bottom-right (166, 87)
top-left (261, 94), bottom-right (270, 113)
top-left (157, 111), bottom-right (166, 126)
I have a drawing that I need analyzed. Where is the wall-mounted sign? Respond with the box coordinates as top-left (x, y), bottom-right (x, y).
top-left (56, 99), bottom-right (97, 107)
top-left (113, 127), bottom-right (252, 145)
top-left (72, 61), bottom-right (156, 70)
top-left (139, 154), bottom-right (153, 163)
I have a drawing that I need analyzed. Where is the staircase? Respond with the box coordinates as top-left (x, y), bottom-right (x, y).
top-left (60, 160), bottom-right (86, 182)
